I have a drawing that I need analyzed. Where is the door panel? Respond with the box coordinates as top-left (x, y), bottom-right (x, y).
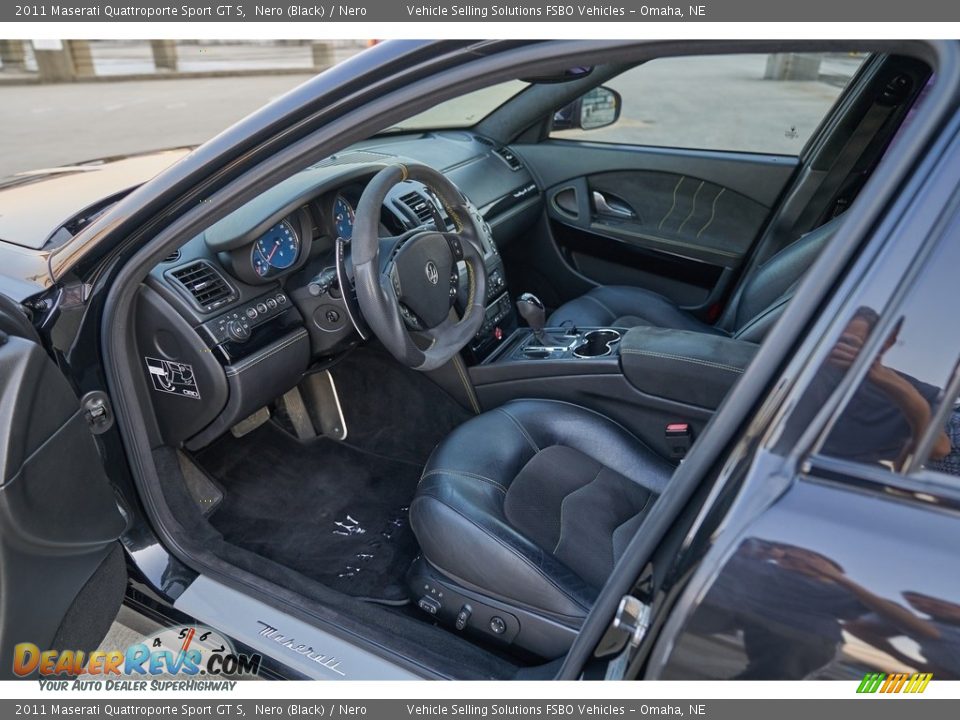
top-left (517, 141), bottom-right (797, 310)
top-left (549, 220), bottom-right (726, 307)
top-left (0, 316), bottom-right (127, 678)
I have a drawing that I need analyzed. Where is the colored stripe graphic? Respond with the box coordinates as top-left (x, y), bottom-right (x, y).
top-left (857, 672), bottom-right (886, 693)
top-left (857, 672), bottom-right (932, 694)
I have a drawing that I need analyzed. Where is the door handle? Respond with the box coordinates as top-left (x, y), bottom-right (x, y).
top-left (592, 190), bottom-right (637, 219)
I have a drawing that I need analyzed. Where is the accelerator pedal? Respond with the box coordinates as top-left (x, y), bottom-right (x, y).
top-left (279, 387), bottom-right (317, 441)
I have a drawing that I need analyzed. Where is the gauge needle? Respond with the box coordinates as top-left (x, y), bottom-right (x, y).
top-left (266, 240), bottom-right (280, 263)
top-left (172, 627), bottom-right (195, 670)
top-left (180, 627), bottom-right (195, 654)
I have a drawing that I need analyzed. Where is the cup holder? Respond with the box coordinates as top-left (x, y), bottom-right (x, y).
top-left (573, 329), bottom-right (621, 358)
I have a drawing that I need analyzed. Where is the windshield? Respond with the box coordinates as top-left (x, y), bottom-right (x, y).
top-left (383, 80), bottom-right (530, 133)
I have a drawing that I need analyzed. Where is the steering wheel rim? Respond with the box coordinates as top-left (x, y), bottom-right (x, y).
top-left (352, 163), bottom-right (487, 371)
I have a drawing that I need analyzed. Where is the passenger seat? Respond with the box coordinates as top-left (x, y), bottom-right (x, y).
top-left (548, 214), bottom-right (842, 343)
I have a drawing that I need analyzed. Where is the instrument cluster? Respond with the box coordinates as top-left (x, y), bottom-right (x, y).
top-left (227, 190), bottom-right (360, 285)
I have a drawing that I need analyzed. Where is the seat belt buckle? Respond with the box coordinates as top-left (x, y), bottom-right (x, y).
top-left (665, 422), bottom-right (692, 460)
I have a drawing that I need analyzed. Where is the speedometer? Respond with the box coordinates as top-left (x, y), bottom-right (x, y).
top-left (333, 195), bottom-right (355, 240)
top-left (251, 220), bottom-right (300, 278)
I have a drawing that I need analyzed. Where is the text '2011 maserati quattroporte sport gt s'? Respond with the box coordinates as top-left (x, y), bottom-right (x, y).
top-left (2, 39), bottom-right (960, 681)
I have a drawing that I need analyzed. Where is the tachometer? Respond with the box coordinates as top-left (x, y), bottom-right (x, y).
top-left (251, 219), bottom-right (300, 278)
top-left (333, 195), bottom-right (355, 240)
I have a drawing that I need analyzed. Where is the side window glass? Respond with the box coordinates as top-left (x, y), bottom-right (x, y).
top-left (813, 216), bottom-right (960, 476)
top-left (550, 53), bottom-right (865, 155)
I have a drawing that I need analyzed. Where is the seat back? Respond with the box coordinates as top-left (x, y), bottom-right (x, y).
top-left (726, 215), bottom-right (843, 342)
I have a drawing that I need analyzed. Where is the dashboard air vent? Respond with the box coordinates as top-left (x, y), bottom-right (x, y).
top-left (162, 249), bottom-right (181, 263)
top-left (169, 261), bottom-right (235, 312)
top-left (493, 147), bottom-right (523, 171)
top-left (399, 191), bottom-right (436, 227)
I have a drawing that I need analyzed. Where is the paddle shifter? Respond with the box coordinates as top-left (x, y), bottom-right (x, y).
top-left (516, 293), bottom-right (546, 343)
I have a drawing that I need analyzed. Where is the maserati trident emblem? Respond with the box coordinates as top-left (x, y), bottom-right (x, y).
top-left (425, 260), bottom-right (440, 285)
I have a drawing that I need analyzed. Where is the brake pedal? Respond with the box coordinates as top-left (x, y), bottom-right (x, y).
top-left (279, 387), bottom-right (317, 441)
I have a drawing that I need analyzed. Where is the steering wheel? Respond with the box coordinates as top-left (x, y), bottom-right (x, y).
top-left (352, 163), bottom-right (487, 371)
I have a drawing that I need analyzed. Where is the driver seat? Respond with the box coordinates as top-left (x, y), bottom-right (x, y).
top-left (408, 399), bottom-right (672, 659)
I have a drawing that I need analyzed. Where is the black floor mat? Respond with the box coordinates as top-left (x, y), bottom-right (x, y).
top-left (195, 421), bottom-right (421, 602)
top-left (327, 346), bottom-right (471, 465)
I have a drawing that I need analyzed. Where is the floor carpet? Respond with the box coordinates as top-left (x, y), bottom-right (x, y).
top-left (196, 421), bottom-right (422, 602)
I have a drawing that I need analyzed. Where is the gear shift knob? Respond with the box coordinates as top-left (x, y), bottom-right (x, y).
top-left (516, 293), bottom-right (546, 339)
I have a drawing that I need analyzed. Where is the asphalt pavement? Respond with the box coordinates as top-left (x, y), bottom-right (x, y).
top-left (0, 74), bottom-right (318, 178)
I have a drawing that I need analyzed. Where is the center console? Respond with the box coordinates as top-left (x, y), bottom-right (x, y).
top-left (459, 203), bottom-right (518, 364)
top-left (466, 292), bottom-right (759, 461)
top-left (494, 327), bottom-right (623, 362)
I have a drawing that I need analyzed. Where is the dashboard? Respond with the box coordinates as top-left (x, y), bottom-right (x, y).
top-left (137, 131), bottom-right (542, 450)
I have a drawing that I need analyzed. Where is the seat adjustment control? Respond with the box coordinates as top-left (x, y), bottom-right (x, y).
top-left (455, 604), bottom-right (472, 631)
top-left (418, 596), bottom-right (441, 615)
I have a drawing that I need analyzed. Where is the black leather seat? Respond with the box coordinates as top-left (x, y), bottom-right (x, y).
top-left (408, 399), bottom-right (673, 658)
top-left (549, 215), bottom-right (842, 343)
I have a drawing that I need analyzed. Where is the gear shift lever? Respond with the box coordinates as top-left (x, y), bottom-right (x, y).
top-left (516, 293), bottom-right (546, 343)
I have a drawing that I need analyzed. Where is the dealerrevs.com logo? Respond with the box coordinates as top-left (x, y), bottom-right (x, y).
top-left (14, 625), bottom-right (261, 690)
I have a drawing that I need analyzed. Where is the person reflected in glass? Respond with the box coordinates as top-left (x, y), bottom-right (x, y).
top-left (694, 539), bottom-right (947, 678)
top-left (843, 591), bottom-right (960, 677)
top-left (820, 307), bottom-right (950, 469)
top-left (926, 404), bottom-right (960, 475)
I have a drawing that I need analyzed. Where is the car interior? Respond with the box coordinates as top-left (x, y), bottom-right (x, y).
top-left (112, 50), bottom-right (932, 677)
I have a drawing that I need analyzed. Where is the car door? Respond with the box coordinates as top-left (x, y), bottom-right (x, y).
top-left (640, 119), bottom-right (960, 681)
top-left (0, 295), bottom-right (127, 679)
top-left (512, 52), bottom-right (869, 314)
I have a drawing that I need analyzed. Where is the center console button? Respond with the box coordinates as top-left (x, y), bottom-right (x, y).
top-left (267, 298), bottom-right (278, 310)
top-left (256, 302), bottom-right (268, 315)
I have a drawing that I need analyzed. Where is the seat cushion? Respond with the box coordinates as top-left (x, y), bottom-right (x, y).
top-left (548, 285), bottom-right (722, 335)
top-left (504, 446), bottom-right (656, 587)
top-left (409, 399), bottom-right (673, 621)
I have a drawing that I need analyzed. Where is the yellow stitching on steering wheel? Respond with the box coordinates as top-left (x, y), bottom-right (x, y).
top-left (463, 259), bottom-right (476, 316)
top-left (422, 181), bottom-right (464, 233)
